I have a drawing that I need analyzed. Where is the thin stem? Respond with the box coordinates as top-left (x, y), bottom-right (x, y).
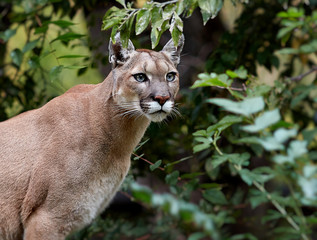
top-left (233, 163), bottom-right (309, 240)
top-left (289, 66), bottom-right (317, 82)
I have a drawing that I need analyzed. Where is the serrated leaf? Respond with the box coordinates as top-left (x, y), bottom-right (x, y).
top-left (208, 97), bottom-right (265, 117)
top-left (242, 109), bottom-right (281, 132)
top-left (136, 10), bottom-right (151, 35)
top-left (149, 160), bottom-right (162, 171)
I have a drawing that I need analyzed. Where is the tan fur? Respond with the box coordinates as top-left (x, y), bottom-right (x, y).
top-left (0, 35), bottom-right (184, 240)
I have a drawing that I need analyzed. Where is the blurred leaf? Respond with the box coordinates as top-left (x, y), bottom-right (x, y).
top-left (48, 20), bottom-right (76, 28)
top-left (207, 115), bottom-right (243, 133)
top-left (0, 29), bottom-right (17, 42)
top-left (188, 232), bottom-right (207, 240)
top-left (242, 109), bottom-right (281, 132)
top-left (149, 160), bottom-right (162, 171)
top-left (130, 182), bottom-right (152, 204)
top-left (273, 128), bottom-right (297, 143)
top-left (208, 97), bottom-right (265, 117)
top-left (51, 32), bottom-right (86, 43)
top-left (49, 65), bottom-right (63, 82)
top-left (287, 140), bottom-right (307, 159)
top-left (22, 39), bottom-right (39, 53)
top-left (57, 55), bottom-right (88, 59)
top-left (165, 171), bottom-right (179, 185)
top-left (203, 188), bottom-right (228, 205)
top-left (10, 49), bottom-right (23, 67)
top-left (192, 72), bottom-right (231, 88)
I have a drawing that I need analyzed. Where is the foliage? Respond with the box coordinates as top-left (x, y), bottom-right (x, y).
top-left (1, 0), bottom-right (317, 240)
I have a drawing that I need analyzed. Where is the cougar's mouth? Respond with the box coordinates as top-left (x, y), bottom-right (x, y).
top-left (140, 100), bottom-right (173, 122)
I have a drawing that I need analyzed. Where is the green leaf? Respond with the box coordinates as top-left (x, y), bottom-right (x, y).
top-left (64, 65), bottom-right (87, 69)
top-left (28, 56), bottom-right (40, 69)
top-left (163, 4), bottom-right (176, 20)
top-left (130, 182), bottom-right (152, 204)
top-left (242, 109), bottom-right (281, 132)
top-left (116, 0), bottom-right (126, 7)
top-left (287, 140), bottom-right (307, 159)
top-left (57, 55), bottom-right (88, 59)
top-left (165, 171), bottom-right (179, 185)
top-left (22, 39), bottom-right (39, 53)
top-left (171, 14), bottom-right (183, 46)
top-left (192, 72), bottom-right (230, 88)
top-left (50, 32), bottom-right (86, 43)
top-left (149, 160), bottom-right (162, 171)
top-left (277, 48), bottom-right (299, 55)
top-left (193, 141), bottom-right (211, 153)
top-left (136, 10), bottom-right (151, 35)
top-left (231, 233), bottom-right (258, 240)
top-left (208, 97), bottom-right (265, 117)
top-left (49, 65), bottom-right (63, 82)
top-left (239, 169), bottom-right (257, 186)
top-left (48, 20), bottom-right (75, 28)
top-left (198, 0), bottom-right (223, 24)
top-left (10, 49), bottom-right (23, 67)
top-left (211, 155), bottom-right (230, 168)
top-left (0, 29), bottom-right (17, 42)
top-left (249, 189), bottom-right (267, 209)
top-left (206, 115), bottom-right (243, 133)
top-left (257, 137), bottom-right (285, 151)
top-left (273, 128), bottom-right (297, 143)
top-left (203, 188), bottom-right (228, 205)
top-left (188, 232), bottom-right (207, 240)
top-left (34, 25), bottom-right (48, 34)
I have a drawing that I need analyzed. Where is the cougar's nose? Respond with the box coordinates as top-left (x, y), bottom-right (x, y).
top-left (153, 95), bottom-right (170, 106)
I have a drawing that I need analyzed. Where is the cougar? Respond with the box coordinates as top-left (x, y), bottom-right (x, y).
top-left (0, 34), bottom-right (184, 240)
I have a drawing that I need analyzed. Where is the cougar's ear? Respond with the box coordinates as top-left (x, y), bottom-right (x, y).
top-left (161, 34), bottom-right (184, 67)
top-left (109, 33), bottom-right (135, 68)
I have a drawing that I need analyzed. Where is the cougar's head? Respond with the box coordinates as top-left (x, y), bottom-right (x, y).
top-left (108, 34), bottom-right (184, 122)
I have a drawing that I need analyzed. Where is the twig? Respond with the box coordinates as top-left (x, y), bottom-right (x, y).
top-left (132, 153), bottom-right (165, 171)
top-left (289, 66), bottom-right (317, 82)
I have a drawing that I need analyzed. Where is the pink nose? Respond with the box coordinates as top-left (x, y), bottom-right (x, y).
top-left (154, 95), bottom-right (170, 105)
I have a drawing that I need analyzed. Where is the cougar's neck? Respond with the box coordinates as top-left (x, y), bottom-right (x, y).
top-left (90, 71), bottom-right (150, 157)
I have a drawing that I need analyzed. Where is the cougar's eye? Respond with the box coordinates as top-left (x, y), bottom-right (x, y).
top-left (166, 72), bottom-right (176, 82)
top-left (133, 73), bottom-right (148, 82)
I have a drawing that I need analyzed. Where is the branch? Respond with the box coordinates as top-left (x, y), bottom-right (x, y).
top-left (289, 66), bottom-right (317, 82)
